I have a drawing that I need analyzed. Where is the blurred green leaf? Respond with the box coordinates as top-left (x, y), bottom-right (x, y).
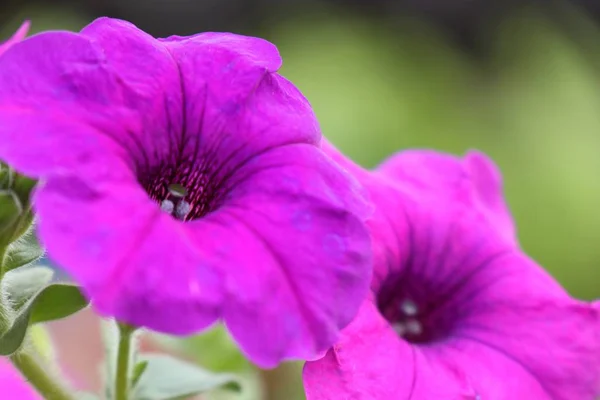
top-left (0, 272), bottom-right (88, 355)
top-left (2, 266), bottom-right (54, 310)
top-left (131, 360), bottom-right (149, 389)
top-left (29, 283), bottom-right (88, 324)
top-left (152, 324), bottom-right (251, 373)
top-left (132, 354), bottom-right (240, 400)
top-left (0, 190), bottom-right (21, 244)
top-left (3, 233), bottom-right (44, 272)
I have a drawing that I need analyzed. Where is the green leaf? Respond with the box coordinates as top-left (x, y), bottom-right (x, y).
top-left (133, 354), bottom-right (241, 400)
top-left (29, 283), bottom-right (89, 324)
top-left (0, 163), bottom-right (11, 188)
top-left (0, 190), bottom-right (21, 241)
top-left (152, 324), bottom-right (251, 373)
top-left (2, 266), bottom-right (54, 310)
top-left (3, 232), bottom-right (44, 272)
top-left (131, 360), bottom-right (149, 389)
top-left (0, 279), bottom-right (89, 355)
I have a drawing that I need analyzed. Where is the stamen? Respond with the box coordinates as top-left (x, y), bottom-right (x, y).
top-left (400, 299), bottom-right (418, 316)
top-left (405, 319), bottom-right (422, 336)
top-left (175, 200), bottom-right (191, 219)
top-left (161, 199), bottom-right (174, 214)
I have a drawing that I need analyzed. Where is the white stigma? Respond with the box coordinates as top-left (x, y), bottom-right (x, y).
top-left (160, 199), bottom-right (174, 214)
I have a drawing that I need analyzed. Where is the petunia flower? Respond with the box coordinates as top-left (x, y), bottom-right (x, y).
top-left (0, 21), bottom-right (29, 56)
top-left (304, 142), bottom-right (600, 399)
top-left (0, 358), bottom-right (41, 399)
top-left (0, 18), bottom-right (372, 367)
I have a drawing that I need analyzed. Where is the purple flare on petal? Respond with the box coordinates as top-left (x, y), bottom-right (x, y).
top-left (0, 358), bottom-right (41, 399)
top-left (304, 142), bottom-right (600, 399)
top-left (0, 21), bottom-right (30, 56)
top-left (0, 18), bottom-right (373, 367)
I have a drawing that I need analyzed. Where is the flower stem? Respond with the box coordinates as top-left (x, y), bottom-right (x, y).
top-left (10, 349), bottom-right (76, 400)
top-left (114, 323), bottom-right (135, 400)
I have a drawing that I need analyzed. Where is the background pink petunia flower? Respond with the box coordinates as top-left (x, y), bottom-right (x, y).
top-left (0, 357), bottom-right (41, 399)
top-left (304, 142), bottom-right (600, 399)
top-left (0, 21), bottom-right (29, 56)
top-left (0, 18), bottom-right (373, 368)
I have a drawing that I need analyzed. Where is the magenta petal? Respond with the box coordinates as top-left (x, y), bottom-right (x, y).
top-left (455, 266), bottom-right (600, 399)
top-left (0, 21), bottom-right (29, 56)
top-left (0, 358), bottom-right (40, 399)
top-left (35, 176), bottom-right (225, 333)
top-left (0, 30), bottom-right (128, 117)
top-left (321, 139), bottom-right (406, 289)
top-left (211, 144), bottom-right (371, 367)
top-left (303, 301), bottom-right (473, 400)
top-left (159, 31), bottom-right (282, 72)
top-left (161, 35), bottom-right (319, 159)
top-left (376, 150), bottom-right (516, 244)
top-left (79, 18), bottom-right (185, 165)
top-left (304, 300), bottom-right (594, 399)
top-left (0, 30), bottom-right (140, 177)
top-left (0, 110), bottom-right (130, 179)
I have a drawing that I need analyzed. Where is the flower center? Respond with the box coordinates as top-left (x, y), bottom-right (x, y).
top-left (376, 275), bottom-right (457, 344)
top-left (138, 157), bottom-right (226, 221)
top-left (160, 184), bottom-right (192, 220)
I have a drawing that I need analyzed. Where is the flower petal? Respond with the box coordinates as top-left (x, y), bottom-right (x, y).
top-left (161, 34), bottom-right (319, 171)
top-left (321, 140), bottom-right (408, 290)
top-left (207, 144), bottom-right (372, 367)
top-left (79, 17), bottom-right (184, 167)
top-left (304, 300), bottom-right (585, 399)
top-left (376, 150), bottom-right (516, 244)
top-left (0, 21), bottom-right (29, 56)
top-left (0, 29), bottom-right (140, 177)
top-left (35, 175), bottom-right (225, 333)
top-left (303, 301), bottom-right (475, 400)
top-left (159, 31), bottom-right (282, 72)
top-left (0, 110), bottom-right (130, 179)
top-left (454, 254), bottom-right (600, 399)
top-left (0, 357), bottom-right (41, 399)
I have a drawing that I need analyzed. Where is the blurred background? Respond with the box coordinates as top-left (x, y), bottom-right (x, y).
top-left (2, 0), bottom-right (600, 399)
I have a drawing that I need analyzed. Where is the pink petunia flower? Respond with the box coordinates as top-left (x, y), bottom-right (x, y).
top-left (0, 18), bottom-right (373, 367)
top-left (0, 358), bottom-right (40, 399)
top-left (304, 143), bottom-right (600, 399)
top-left (0, 21), bottom-right (29, 56)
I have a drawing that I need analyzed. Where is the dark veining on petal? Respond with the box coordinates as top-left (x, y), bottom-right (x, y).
top-left (376, 211), bottom-right (514, 346)
top-left (133, 65), bottom-right (310, 222)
